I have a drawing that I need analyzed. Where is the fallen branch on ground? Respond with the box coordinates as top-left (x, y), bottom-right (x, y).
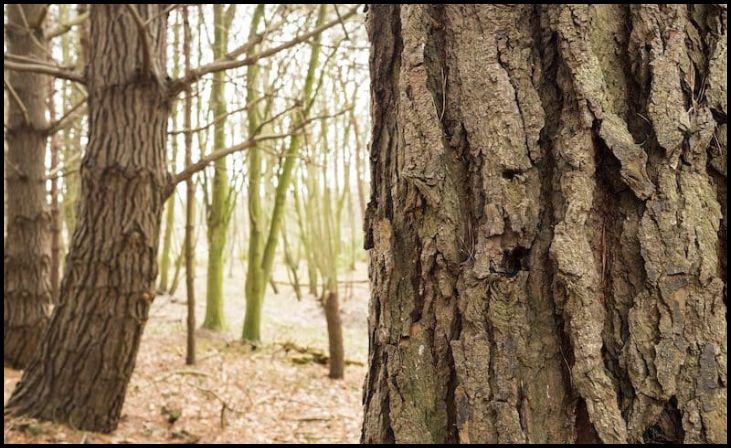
top-left (279, 341), bottom-right (364, 367)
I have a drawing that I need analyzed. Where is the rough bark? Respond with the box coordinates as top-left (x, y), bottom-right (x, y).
top-left (362, 4), bottom-right (726, 444)
top-left (5, 5), bottom-right (169, 432)
top-left (4, 4), bottom-right (53, 369)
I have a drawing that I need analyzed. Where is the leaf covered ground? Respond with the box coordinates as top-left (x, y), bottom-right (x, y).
top-left (4, 263), bottom-right (369, 444)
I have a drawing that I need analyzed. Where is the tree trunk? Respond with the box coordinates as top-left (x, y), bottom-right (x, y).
top-left (61, 3), bottom-right (89, 241)
top-left (242, 5), bottom-right (268, 342)
top-left (48, 72), bottom-right (62, 301)
top-left (159, 11), bottom-right (181, 293)
top-left (243, 4), bottom-right (327, 341)
top-left (351, 100), bottom-right (367, 223)
top-left (323, 287), bottom-right (345, 379)
top-left (183, 6), bottom-right (196, 366)
top-left (362, 4), bottom-right (726, 444)
top-left (203, 4), bottom-right (235, 332)
top-left (4, 4), bottom-right (52, 369)
top-left (5, 5), bottom-right (169, 432)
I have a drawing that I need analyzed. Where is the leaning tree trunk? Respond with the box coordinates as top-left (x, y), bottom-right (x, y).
top-left (4, 4), bottom-right (52, 369)
top-left (362, 4), bottom-right (726, 444)
top-left (5, 5), bottom-right (169, 433)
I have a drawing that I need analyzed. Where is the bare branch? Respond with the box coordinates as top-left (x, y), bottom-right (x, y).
top-left (170, 5), bottom-right (360, 96)
top-left (166, 107), bottom-right (352, 197)
top-left (44, 11), bottom-right (90, 40)
top-left (167, 133), bottom-right (293, 197)
top-left (4, 154), bottom-right (27, 178)
top-left (4, 77), bottom-right (30, 124)
top-left (168, 94), bottom-right (269, 135)
top-left (333, 5), bottom-right (351, 41)
top-left (144, 4), bottom-right (180, 27)
top-left (44, 154), bottom-right (81, 181)
top-left (5, 52), bottom-right (65, 66)
top-left (46, 96), bottom-right (87, 135)
top-left (4, 58), bottom-right (86, 84)
top-left (14, 4), bottom-right (53, 58)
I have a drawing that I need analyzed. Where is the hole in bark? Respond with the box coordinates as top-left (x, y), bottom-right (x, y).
top-left (575, 397), bottom-right (601, 444)
top-left (642, 396), bottom-right (684, 444)
top-left (501, 168), bottom-right (524, 180)
top-left (502, 247), bottom-right (528, 277)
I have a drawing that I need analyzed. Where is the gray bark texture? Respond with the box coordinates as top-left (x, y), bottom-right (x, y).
top-left (362, 4), bottom-right (726, 444)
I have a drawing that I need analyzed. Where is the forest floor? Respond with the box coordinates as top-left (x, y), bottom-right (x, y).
top-left (4, 261), bottom-right (370, 444)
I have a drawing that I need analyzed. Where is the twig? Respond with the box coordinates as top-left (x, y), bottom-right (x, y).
top-left (4, 154), bottom-right (26, 178)
top-left (167, 132), bottom-right (295, 196)
top-left (14, 5), bottom-right (54, 59)
top-left (271, 279), bottom-right (368, 286)
top-left (332, 5), bottom-right (351, 41)
top-left (166, 108), bottom-right (350, 196)
top-left (170, 5), bottom-right (360, 95)
top-left (5, 52), bottom-right (74, 68)
top-left (44, 152), bottom-right (81, 180)
top-left (190, 384), bottom-right (248, 429)
top-left (167, 94), bottom-right (269, 135)
top-left (44, 11), bottom-right (89, 40)
top-left (295, 416), bottom-right (333, 422)
top-left (144, 4), bottom-right (180, 27)
top-left (4, 77), bottom-right (30, 124)
top-left (46, 96), bottom-right (87, 135)
top-left (4, 59), bottom-right (85, 84)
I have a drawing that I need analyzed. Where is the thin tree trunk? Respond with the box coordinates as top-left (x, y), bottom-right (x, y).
top-left (293, 176), bottom-right (319, 297)
top-left (243, 4), bottom-right (327, 341)
top-left (159, 11), bottom-right (182, 293)
top-left (351, 100), bottom-right (367, 222)
top-left (168, 234), bottom-right (186, 295)
top-left (61, 3), bottom-right (89, 241)
top-left (362, 4), bottom-right (726, 444)
top-left (4, 3), bottom-right (52, 369)
top-left (6, 5), bottom-right (169, 432)
top-left (48, 72), bottom-right (62, 300)
top-left (183, 6), bottom-right (196, 366)
top-left (243, 5), bottom-right (267, 342)
top-left (323, 286), bottom-right (345, 379)
top-left (159, 169), bottom-right (177, 293)
top-left (319, 102), bottom-right (347, 380)
top-left (203, 4), bottom-right (236, 331)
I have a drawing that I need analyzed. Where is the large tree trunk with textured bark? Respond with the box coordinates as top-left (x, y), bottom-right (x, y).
top-left (5, 5), bottom-right (169, 433)
top-left (4, 4), bottom-right (52, 369)
top-left (362, 4), bottom-right (726, 444)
